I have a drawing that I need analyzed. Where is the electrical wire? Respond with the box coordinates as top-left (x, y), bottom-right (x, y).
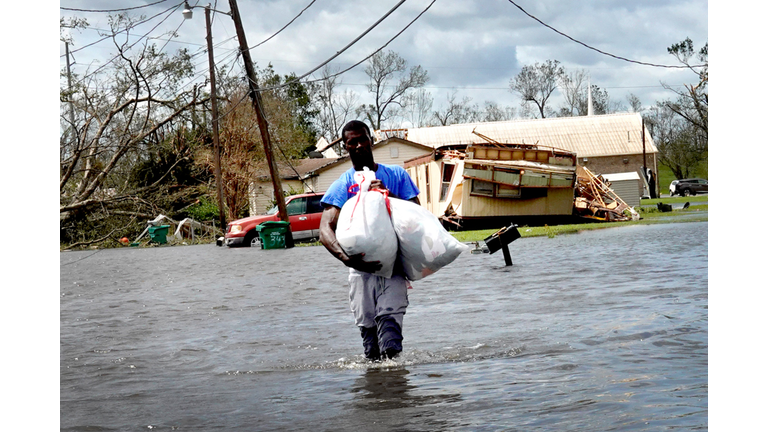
top-left (61, 0), bottom-right (171, 13)
top-left (252, 0), bottom-right (432, 95)
top-left (302, 0), bottom-right (437, 86)
top-left (248, 0), bottom-right (317, 50)
top-left (69, 3), bottom-right (187, 85)
top-left (251, 0), bottom-right (437, 190)
top-left (506, 0), bottom-right (706, 69)
top-left (64, 1), bottom-right (187, 57)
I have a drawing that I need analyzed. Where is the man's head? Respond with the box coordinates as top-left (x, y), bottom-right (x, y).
top-left (341, 120), bottom-right (375, 171)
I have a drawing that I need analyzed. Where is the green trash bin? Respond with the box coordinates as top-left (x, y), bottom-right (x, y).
top-left (148, 225), bottom-right (171, 244)
top-left (256, 221), bottom-right (290, 249)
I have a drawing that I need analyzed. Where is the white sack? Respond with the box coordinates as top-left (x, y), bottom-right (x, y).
top-left (389, 198), bottom-right (469, 281)
top-left (336, 170), bottom-right (398, 278)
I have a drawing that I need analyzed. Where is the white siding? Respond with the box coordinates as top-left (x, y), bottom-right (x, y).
top-left (248, 179), bottom-right (303, 215)
top-left (313, 140), bottom-right (432, 196)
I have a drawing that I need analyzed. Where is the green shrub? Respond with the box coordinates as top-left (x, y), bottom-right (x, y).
top-left (186, 196), bottom-right (220, 221)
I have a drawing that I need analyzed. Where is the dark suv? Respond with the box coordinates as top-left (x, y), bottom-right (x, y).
top-left (224, 192), bottom-right (325, 247)
top-left (669, 178), bottom-right (708, 196)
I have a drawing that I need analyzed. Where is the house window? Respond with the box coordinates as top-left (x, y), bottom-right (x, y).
top-left (496, 183), bottom-right (522, 198)
top-left (439, 163), bottom-right (456, 202)
top-left (390, 146), bottom-right (399, 158)
top-left (425, 165), bottom-right (431, 204)
top-left (470, 179), bottom-right (494, 197)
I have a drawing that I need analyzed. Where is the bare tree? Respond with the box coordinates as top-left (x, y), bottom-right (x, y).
top-left (399, 88), bottom-right (434, 127)
top-left (358, 50), bottom-right (429, 130)
top-left (643, 101), bottom-right (706, 179)
top-left (480, 101), bottom-right (515, 122)
top-left (510, 59), bottom-right (564, 118)
top-left (663, 38), bottom-right (708, 139)
top-left (313, 65), bottom-right (359, 141)
top-left (559, 69), bottom-right (588, 116)
top-left (60, 14), bottom-right (201, 243)
top-left (431, 91), bottom-right (479, 126)
top-left (627, 93), bottom-right (643, 113)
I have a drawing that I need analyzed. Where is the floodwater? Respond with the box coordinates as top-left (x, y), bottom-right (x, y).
top-left (60, 222), bottom-right (708, 431)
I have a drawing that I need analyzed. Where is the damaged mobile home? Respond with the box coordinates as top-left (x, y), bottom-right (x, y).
top-left (391, 113), bottom-right (655, 228)
top-left (404, 132), bottom-right (579, 229)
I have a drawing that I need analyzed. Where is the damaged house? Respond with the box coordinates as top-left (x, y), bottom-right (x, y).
top-left (404, 137), bottom-right (579, 229)
top-left (393, 113), bottom-right (656, 228)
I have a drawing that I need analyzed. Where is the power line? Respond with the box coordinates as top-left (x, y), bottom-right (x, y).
top-left (506, 0), bottom-right (706, 69)
top-left (258, 0), bottom-right (435, 93)
top-left (63, 1), bottom-right (186, 57)
top-left (253, 0), bottom-right (436, 187)
top-left (61, 0), bottom-right (171, 13)
top-left (248, 0), bottom-right (318, 50)
top-left (68, 3), bottom-right (187, 85)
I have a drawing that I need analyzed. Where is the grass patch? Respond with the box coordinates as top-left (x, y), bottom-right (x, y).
top-left (641, 195), bottom-right (708, 205)
top-left (451, 208), bottom-right (707, 243)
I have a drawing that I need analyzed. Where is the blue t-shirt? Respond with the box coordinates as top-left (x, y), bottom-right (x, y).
top-left (321, 163), bottom-right (420, 209)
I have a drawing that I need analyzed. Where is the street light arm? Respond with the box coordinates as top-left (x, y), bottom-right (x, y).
top-left (182, 2), bottom-right (231, 19)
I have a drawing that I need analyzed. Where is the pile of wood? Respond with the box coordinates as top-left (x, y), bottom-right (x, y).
top-left (574, 166), bottom-right (639, 222)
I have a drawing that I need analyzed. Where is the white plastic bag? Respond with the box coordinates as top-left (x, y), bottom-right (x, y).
top-left (335, 168), bottom-right (398, 278)
top-left (389, 198), bottom-right (469, 281)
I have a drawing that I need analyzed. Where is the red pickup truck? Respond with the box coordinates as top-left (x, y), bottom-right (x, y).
top-left (224, 192), bottom-right (325, 247)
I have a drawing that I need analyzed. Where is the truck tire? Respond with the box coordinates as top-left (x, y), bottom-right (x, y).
top-left (243, 230), bottom-right (258, 247)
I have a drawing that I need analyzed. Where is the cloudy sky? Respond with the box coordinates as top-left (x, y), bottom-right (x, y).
top-left (59, 0), bottom-right (708, 125)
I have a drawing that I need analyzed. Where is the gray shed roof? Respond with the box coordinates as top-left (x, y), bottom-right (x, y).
top-left (396, 113), bottom-right (657, 158)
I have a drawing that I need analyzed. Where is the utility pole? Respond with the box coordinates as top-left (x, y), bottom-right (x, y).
top-left (65, 42), bottom-right (77, 147)
top-left (228, 0), bottom-right (294, 247)
top-left (205, 5), bottom-right (227, 233)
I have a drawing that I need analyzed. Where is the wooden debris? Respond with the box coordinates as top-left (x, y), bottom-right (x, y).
top-left (574, 166), bottom-right (639, 222)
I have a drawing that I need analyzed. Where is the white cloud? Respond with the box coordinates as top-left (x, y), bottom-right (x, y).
top-left (60, 0), bottom-right (708, 114)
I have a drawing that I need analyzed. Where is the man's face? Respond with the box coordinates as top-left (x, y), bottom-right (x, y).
top-left (344, 128), bottom-right (374, 168)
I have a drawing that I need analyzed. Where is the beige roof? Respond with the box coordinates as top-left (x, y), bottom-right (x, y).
top-left (400, 113), bottom-right (657, 158)
top-left (254, 157), bottom-right (338, 181)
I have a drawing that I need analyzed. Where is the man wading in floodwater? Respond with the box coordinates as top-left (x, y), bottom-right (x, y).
top-left (319, 120), bottom-right (420, 361)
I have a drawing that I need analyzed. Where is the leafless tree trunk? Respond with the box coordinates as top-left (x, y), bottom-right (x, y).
top-left (559, 69), bottom-right (588, 116)
top-left (359, 50), bottom-right (429, 130)
top-left (313, 65), bottom-right (360, 141)
top-left (509, 59), bottom-right (564, 119)
top-left (399, 88), bottom-right (434, 127)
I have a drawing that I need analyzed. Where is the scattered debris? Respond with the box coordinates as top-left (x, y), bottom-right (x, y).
top-left (130, 214), bottom-right (219, 246)
top-left (657, 202), bottom-right (673, 212)
top-left (574, 166), bottom-right (640, 222)
top-left (470, 241), bottom-right (489, 254)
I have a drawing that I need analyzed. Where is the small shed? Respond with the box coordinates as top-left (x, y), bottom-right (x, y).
top-left (601, 171), bottom-right (642, 208)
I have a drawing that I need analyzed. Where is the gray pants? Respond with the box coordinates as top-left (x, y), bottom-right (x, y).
top-left (348, 268), bottom-right (409, 329)
top-left (349, 269), bottom-right (409, 358)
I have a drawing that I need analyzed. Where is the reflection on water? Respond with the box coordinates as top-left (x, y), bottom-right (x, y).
top-left (351, 367), bottom-right (462, 411)
top-left (347, 366), bottom-right (463, 431)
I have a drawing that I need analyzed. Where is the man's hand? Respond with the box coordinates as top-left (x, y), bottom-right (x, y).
top-left (343, 252), bottom-right (383, 274)
top-left (370, 179), bottom-right (388, 193)
top-left (320, 205), bottom-right (382, 274)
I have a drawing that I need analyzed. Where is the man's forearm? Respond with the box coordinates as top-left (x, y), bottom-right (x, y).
top-left (321, 231), bottom-right (349, 264)
top-left (319, 206), bottom-right (349, 264)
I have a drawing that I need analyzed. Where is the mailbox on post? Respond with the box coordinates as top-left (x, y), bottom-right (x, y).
top-left (483, 224), bottom-right (521, 266)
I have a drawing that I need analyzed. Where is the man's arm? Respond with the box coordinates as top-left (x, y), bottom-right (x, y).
top-left (319, 205), bottom-right (382, 273)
